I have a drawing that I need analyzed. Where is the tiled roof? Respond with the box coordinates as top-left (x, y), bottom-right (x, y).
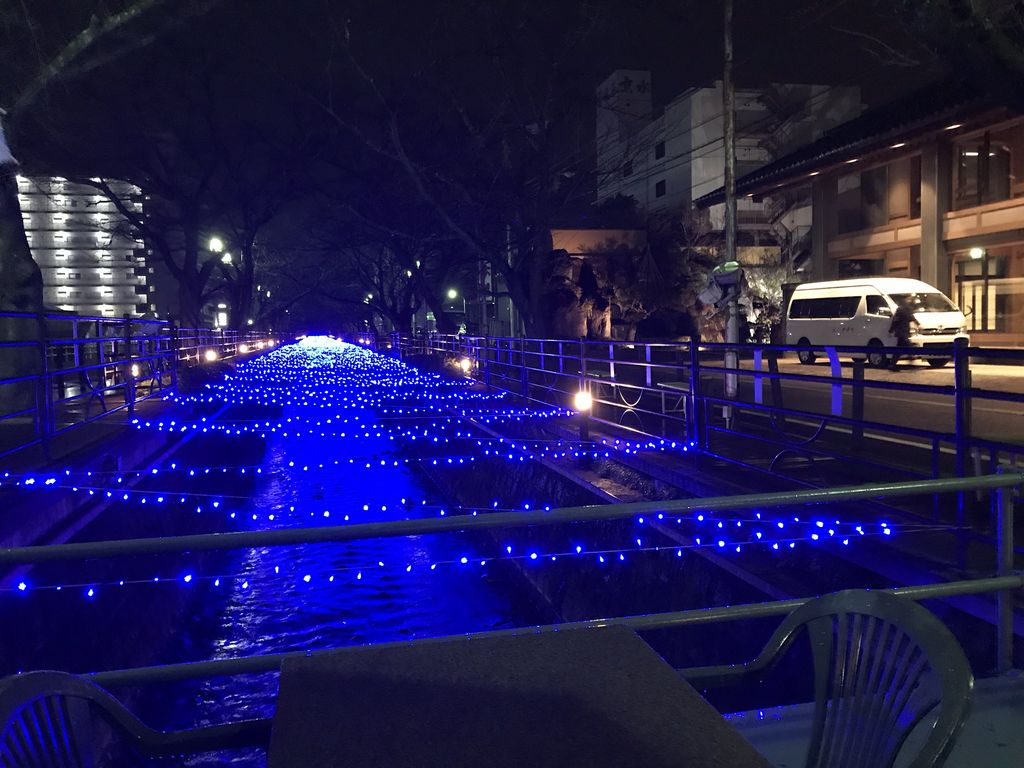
top-left (695, 81), bottom-right (994, 207)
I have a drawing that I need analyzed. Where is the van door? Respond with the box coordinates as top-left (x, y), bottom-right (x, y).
top-left (863, 293), bottom-right (893, 347)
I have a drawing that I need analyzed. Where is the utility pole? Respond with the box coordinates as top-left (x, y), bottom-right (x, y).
top-left (722, 0), bottom-right (739, 408)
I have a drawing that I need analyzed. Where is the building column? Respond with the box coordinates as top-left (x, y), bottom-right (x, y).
top-left (920, 141), bottom-right (952, 293)
top-left (811, 177), bottom-right (836, 279)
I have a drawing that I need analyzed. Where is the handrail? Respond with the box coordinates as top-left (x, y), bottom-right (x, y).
top-left (396, 331), bottom-right (1024, 487)
top-left (0, 309), bottom-right (278, 458)
top-left (2, 473), bottom-right (1020, 565)
top-left (87, 573), bottom-right (1024, 687)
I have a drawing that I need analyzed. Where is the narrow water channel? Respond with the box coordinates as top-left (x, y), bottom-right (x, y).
top-left (0, 338), bottom-right (545, 766)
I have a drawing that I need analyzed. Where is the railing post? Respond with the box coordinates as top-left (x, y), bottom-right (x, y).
top-left (520, 335), bottom-right (529, 401)
top-left (767, 351), bottom-right (784, 429)
top-left (123, 314), bottom-right (136, 417)
top-left (851, 359), bottom-right (865, 443)
top-left (483, 335), bottom-right (492, 390)
top-left (996, 475), bottom-right (1016, 672)
top-left (688, 335), bottom-right (704, 450)
top-left (168, 320), bottom-right (180, 389)
top-left (644, 344), bottom-right (652, 388)
top-left (953, 338), bottom-right (972, 471)
top-left (953, 337), bottom-right (972, 570)
top-left (34, 313), bottom-right (52, 456)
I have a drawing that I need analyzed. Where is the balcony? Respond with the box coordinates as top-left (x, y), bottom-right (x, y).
top-left (945, 196), bottom-right (1024, 242)
top-left (828, 219), bottom-right (922, 258)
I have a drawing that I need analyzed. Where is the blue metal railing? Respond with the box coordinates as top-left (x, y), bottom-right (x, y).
top-left (0, 310), bottom-right (274, 459)
top-left (393, 332), bottom-right (1024, 479)
top-left (0, 473), bottom-right (1017, 684)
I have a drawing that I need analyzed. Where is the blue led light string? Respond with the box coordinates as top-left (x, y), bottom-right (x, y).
top-left (1, 336), bottom-right (922, 606)
top-left (4, 520), bottom-right (954, 598)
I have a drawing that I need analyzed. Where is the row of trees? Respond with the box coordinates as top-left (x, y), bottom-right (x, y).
top-left (3, 0), bottom-right (1022, 335)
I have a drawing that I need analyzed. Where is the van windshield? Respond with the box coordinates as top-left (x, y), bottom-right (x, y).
top-left (889, 292), bottom-right (958, 313)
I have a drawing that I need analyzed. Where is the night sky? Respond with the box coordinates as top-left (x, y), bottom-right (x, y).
top-left (0, 0), bottom-right (955, 328)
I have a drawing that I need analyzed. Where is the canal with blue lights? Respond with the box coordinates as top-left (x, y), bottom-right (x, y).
top-left (0, 336), bottom-right (925, 766)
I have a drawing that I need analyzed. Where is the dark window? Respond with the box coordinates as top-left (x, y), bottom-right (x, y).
top-left (865, 295), bottom-right (890, 315)
top-left (910, 155), bottom-right (922, 219)
top-left (654, 141), bottom-right (665, 159)
top-left (655, 179), bottom-right (666, 197)
top-left (953, 129), bottom-right (1015, 210)
top-left (622, 161), bottom-right (633, 177)
top-left (789, 295), bottom-right (861, 319)
top-left (861, 166), bottom-right (888, 228)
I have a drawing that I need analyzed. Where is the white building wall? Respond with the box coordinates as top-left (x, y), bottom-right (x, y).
top-left (18, 176), bottom-right (150, 318)
top-left (596, 72), bottom-right (862, 234)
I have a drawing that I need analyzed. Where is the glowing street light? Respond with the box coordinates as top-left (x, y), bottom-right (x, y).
top-left (447, 288), bottom-right (458, 300)
top-left (130, 363), bottom-right (140, 378)
top-left (204, 349), bottom-right (219, 363)
top-left (208, 236), bottom-right (224, 253)
top-left (574, 389), bottom-right (592, 444)
top-left (221, 252), bottom-right (233, 264)
top-left (574, 390), bottom-right (593, 412)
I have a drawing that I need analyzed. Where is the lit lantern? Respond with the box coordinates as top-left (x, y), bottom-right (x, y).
top-left (573, 390), bottom-right (592, 412)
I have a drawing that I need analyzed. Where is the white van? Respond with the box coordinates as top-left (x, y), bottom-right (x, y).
top-left (786, 277), bottom-right (968, 367)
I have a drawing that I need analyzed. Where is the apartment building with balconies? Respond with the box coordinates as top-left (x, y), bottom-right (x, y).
top-left (17, 175), bottom-right (152, 318)
top-left (596, 70), bottom-right (860, 267)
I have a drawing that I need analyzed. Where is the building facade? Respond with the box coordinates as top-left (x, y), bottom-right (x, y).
top-left (698, 82), bottom-right (1024, 345)
top-left (595, 70), bottom-right (860, 265)
top-left (18, 176), bottom-right (152, 318)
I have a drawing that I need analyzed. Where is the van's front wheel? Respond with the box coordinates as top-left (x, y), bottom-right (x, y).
top-left (797, 338), bottom-right (816, 365)
top-left (867, 339), bottom-right (888, 368)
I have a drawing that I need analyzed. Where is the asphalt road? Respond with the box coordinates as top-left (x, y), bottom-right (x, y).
top-left (732, 358), bottom-right (1024, 445)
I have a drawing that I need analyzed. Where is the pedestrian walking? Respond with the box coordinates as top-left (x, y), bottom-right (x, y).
top-left (888, 298), bottom-right (917, 369)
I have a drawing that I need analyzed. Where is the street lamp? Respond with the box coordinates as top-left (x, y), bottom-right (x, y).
top-left (574, 389), bottom-right (592, 447)
top-left (447, 288), bottom-right (458, 300)
top-left (208, 236), bottom-right (224, 253)
top-left (574, 390), bottom-right (593, 413)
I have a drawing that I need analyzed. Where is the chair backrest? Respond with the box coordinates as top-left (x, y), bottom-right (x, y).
top-left (753, 590), bottom-right (974, 768)
top-left (0, 670), bottom-right (270, 767)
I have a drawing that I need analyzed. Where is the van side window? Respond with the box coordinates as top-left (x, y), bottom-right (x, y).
top-left (865, 295), bottom-right (889, 315)
top-left (789, 298), bottom-right (813, 319)
top-left (789, 296), bottom-right (860, 319)
top-left (833, 296), bottom-right (860, 318)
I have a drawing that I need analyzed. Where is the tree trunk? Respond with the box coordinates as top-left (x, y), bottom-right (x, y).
top-left (0, 168), bottom-right (43, 313)
top-left (177, 276), bottom-right (202, 328)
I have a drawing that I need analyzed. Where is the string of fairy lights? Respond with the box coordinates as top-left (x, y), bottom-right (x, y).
top-left (2, 335), bottom-right (950, 601)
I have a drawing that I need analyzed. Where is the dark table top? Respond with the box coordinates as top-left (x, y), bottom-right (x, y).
top-left (268, 625), bottom-right (772, 767)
